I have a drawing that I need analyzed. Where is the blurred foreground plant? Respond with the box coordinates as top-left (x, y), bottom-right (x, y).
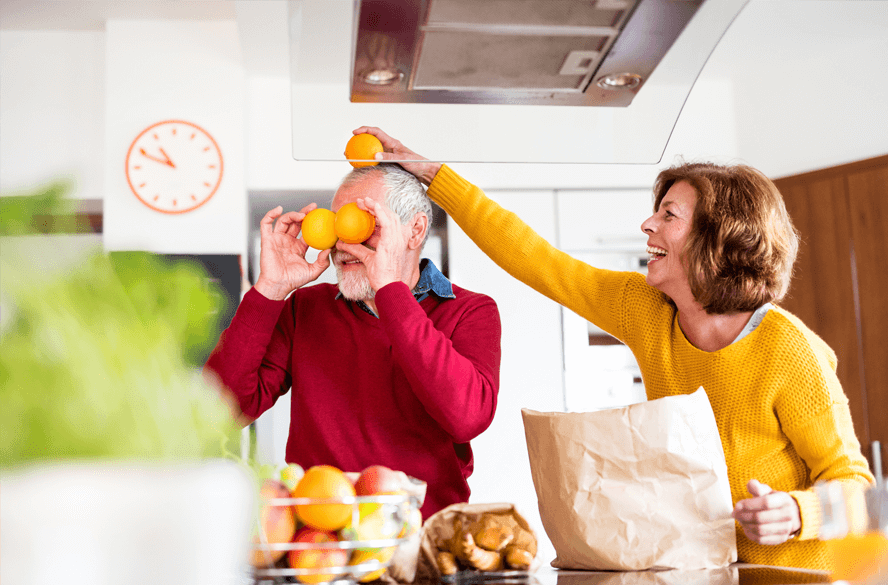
top-left (0, 182), bottom-right (240, 467)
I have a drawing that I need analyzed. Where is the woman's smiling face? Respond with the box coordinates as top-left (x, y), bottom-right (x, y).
top-left (640, 180), bottom-right (697, 300)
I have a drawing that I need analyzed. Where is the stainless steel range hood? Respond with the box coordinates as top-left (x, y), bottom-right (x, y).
top-left (351, 0), bottom-right (704, 107)
top-left (288, 0), bottom-right (748, 165)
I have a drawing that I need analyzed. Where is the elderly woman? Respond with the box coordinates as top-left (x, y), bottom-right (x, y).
top-left (352, 127), bottom-right (874, 570)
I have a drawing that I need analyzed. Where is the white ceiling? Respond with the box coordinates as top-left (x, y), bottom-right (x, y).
top-left (0, 0), bottom-right (293, 77)
top-left (3, 1), bottom-right (884, 90)
top-left (2, 0), bottom-right (886, 174)
top-left (0, 1), bottom-right (237, 30)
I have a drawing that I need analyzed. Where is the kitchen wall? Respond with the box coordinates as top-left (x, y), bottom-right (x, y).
top-left (0, 29), bottom-right (105, 199)
top-left (2, 0), bottom-right (887, 570)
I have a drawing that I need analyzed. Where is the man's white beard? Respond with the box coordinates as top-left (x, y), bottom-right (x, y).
top-left (333, 253), bottom-right (375, 301)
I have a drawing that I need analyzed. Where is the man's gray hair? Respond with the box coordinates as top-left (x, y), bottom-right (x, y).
top-left (339, 163), bottom-right (433, 245)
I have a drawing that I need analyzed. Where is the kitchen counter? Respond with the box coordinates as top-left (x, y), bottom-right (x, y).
top-left (427, 564), bottom-right (831, 585)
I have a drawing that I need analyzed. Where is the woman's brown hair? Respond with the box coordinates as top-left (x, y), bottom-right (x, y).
top-left (653, 161), bottom-right (800, 314)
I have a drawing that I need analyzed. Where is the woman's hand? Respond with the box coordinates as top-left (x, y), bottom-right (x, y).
top-left (732, 479), bottom-right (802, 545)
top-left (254, 205), bottom-right (331, 300)
top-left (352, 126), bottom-right (442, 185)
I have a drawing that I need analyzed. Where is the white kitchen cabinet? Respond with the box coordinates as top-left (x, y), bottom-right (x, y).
top-left (555, 190), bottom-right (650, 413)
top-left (556, 188), bottom-right (653, 252)
top-left (562, 304), bottom-right (646, 413)
top-left (447, 188), bottom-right (563, 567)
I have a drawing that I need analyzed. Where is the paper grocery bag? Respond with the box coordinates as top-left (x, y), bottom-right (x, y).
top-left (522, 387), bottom-right (736, 571)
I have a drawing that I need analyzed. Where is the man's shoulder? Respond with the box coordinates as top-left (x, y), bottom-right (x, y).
top-left (449, 283), bottom-right (498, 309)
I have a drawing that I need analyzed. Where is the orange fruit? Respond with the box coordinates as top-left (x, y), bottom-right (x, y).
top-left (293, 465), bottom-right (356, 531)
top-left (334, 202), bottom-right (376, 244)
top-left (344, 134), bottom-right (383, 168)
top-left (301, 208), bottom-right (338, 250)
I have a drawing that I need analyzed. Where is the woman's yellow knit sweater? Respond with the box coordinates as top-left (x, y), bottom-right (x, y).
top-left (428, 165), bottom-right (874, 570)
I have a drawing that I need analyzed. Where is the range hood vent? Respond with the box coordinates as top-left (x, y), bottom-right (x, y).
top-left (351, 0), bottom-right (704, 107)
top-left (288, 0), bottom-right (746, 164)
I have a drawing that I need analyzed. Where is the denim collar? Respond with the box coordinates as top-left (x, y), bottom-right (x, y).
top-left (413, 258), bottom-right (455, 302)
top-left (335, 258), bottom-right (454, 316)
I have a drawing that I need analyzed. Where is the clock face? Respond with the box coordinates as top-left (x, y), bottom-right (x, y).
top-left (125, 120), bottom-right (223, 214)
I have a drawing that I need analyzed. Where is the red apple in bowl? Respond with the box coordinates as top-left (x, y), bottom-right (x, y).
top-left (288, 526), bottom-right (350, 584)
top-left (251, 479), bottom-right (297, 568)
top-left (354, 465), bottom-right (403, 495)
top-left (354, 465), bottom-right (407, 517)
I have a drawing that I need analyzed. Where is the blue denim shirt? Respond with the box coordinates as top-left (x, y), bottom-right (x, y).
top-left (336, 258), bottom-right (454, 317)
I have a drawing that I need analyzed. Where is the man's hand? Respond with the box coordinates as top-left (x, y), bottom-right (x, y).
top-left (254, 205), bottom-right (331, 300)
top-left (352, 126), bottom-right (442, 186)
top-left (335, 197), bottom-right (411, 292)
top-left (732, 479), bottom-right (802, 545)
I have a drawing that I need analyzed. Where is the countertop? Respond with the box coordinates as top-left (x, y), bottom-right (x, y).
top-left (429, 564), bottom-right (831, 585)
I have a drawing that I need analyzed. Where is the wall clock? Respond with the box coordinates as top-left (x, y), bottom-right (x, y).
top-left (125, 120), bottom-right (223, 214)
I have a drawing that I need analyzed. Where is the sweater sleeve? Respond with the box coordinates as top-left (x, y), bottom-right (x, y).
top-left (203, 287), bottom-right (294, 421)
top-left (428, 164), bottom-right (632, 340)
top-left (774, 334), bottom-right (875, 540)
top-left (374, 281), bottom-right (501, 444)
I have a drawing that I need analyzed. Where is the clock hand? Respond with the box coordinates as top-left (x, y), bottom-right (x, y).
top-left (158, 147), bottom-right (176, 169)
top-left (139, 147), bottom-right (176, 168)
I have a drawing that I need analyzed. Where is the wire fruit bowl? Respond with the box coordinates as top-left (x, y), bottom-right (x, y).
top-left (252, 493), bottom-right (422, 584)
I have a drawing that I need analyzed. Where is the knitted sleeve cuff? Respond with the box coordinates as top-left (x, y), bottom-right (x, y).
top-left (427, 164), bottom-right (475, 215)
top-left (237, 286), bottom-right (287, 333)
top-left (789, 489), bottom-right (822, 541)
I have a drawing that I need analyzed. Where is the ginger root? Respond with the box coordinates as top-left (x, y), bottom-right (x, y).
top-left (460, 532), bottom-right (503, 571)
top-left (504, 545), bottom-right (534, 570)
top-left (436, 512), bottom-right (536, 575)
top-left (436, 551), bottom-right (459, 576)
top-left (470, 513), bottom-right (515, 552)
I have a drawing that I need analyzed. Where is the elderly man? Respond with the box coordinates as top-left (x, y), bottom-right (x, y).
top-left (205, 164), bottom-right (502, 518)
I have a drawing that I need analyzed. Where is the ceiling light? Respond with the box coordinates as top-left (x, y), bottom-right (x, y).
top-left (596, 73), bottom-right (643, 90)
top-left (361, 68), bottom-right (403, 85)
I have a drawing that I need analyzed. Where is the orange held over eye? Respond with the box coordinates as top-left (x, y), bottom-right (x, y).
top-left (344, 133), bottom-right (383, 168)
top-left (301, 208), bottom-right (338, 250)
top-left (293, 465), bottom-right (356, 531)
top-left (334, 202), bottom-right (376, 244)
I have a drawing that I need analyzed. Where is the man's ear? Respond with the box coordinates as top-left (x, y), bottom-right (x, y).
top-left (407, 213), bottom-right (429, 250)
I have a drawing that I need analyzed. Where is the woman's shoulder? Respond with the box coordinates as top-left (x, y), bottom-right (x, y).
top-left (622, 271), bottom-right (675, 316)
top-left (607, 272), bottom-right (678, 344)
top-left (762, 306), bottom-right (838, 371)
top-left (757, 306), bottom-right (855, 432)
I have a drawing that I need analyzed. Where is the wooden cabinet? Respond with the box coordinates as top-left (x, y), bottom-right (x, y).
top-left (774, 154), bottom-right (888, 477)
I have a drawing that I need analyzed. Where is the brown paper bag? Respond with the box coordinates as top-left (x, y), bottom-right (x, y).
top-left (522, 387), bottom-right (736, 571)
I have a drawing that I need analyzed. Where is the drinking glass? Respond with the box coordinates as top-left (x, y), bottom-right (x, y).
top-left (815, 479), bottom-right (888, 584)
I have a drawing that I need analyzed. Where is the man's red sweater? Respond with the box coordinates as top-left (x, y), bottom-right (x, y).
top-left (205, 279), bottom-right (501, 518)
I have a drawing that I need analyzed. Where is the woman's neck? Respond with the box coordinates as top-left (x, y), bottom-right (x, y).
top-left (675, 300), bottom-right (755, 352)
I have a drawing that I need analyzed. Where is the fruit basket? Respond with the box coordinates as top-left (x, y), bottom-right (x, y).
top-left (250, 465), bottom-right (425, 585)
top-left (252, 493), bottom-right (422, 584)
